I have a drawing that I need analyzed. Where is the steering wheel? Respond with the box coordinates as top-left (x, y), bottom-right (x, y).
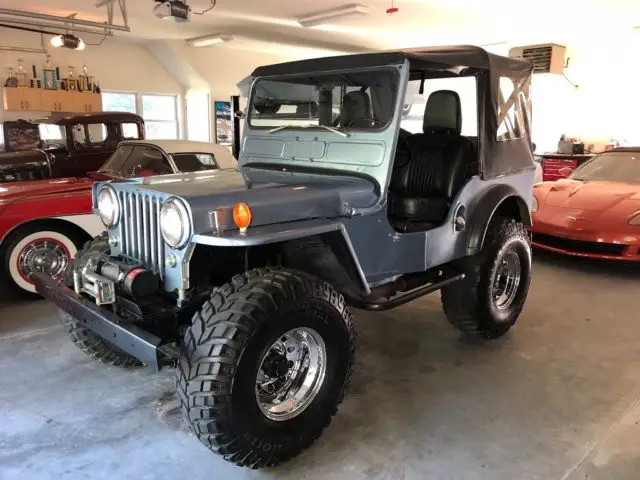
top-left (347, 117), bottom-right (386, 127)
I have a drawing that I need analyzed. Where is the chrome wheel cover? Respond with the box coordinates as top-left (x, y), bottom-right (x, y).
top-left (256, 327), bottom-right (327, 422)
top-left (17, 238), bottom-right (70, 283)
top-left (492, 249), bottom-right (521, 310)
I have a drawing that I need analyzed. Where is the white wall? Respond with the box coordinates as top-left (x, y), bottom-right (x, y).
top-left (0, 29), bottom-right (184, 122)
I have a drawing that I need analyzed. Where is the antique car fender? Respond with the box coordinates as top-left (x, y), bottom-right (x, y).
top-left (464, 184), bottom-right (532, 256)
top-left (0, 188), bottom-right (97, 246)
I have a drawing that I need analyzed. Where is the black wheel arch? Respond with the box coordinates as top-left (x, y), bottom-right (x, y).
top-left (465, 184), bottom-right (532, 256)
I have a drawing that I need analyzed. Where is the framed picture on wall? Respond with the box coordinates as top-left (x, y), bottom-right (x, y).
top-left (214, 100), bottom-right (232, 145)
top-left (3, 121), bottom-right (41, 152)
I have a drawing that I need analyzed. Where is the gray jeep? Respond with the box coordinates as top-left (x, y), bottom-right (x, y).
top-left (34, 45), bottom-right (535, 469)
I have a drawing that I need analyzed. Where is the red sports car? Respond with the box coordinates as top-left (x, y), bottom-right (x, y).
top-left (532, 147), bottom-right (640, 261)
top-left (0, 140), bottom-right (237, 296)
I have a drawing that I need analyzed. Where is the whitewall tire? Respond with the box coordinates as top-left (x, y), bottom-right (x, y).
top-left (3, 228), bottom-right (80, 295)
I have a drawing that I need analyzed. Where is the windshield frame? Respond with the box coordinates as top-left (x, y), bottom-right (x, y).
top-left (246, 66), bottom-right (400, 134)
top-left (569, 151), bottom-right (640, 184)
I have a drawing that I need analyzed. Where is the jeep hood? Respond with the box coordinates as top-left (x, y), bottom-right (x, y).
top-left (129, 167), bottom-right (378, 233)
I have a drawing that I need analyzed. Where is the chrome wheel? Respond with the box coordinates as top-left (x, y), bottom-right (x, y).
top-left (256, 327), bottom-right (326, 422)
top-left (492, 250), bottom-right (521, 310)
top-left (17, 238), bottom-right (70, 283)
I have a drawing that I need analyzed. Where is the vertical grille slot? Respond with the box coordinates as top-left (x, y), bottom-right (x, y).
top-left (118, 190), bottom-right (165, 279)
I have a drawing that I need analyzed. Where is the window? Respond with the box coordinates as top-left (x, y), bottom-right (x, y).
top-left (102, 92), bottom-right (179, 140)
top-left (102, 93), bottom-right (137, 114)
top-left (401, 76), bottom-right (478, 137)
top-left (171, 153), bottom-right (218, 172)
top-left (248, 69), bottom-right (398, 130)
top-left (142, 94), bottom-right (178, 139)
top-left (186, 92), bottom-right (211, 142)
top-left (72, 123), bottom-right (120, 149)
top-left (121, 122), bottom-right (142, 140)
top-left (496, 77), bottom-right (530, 142)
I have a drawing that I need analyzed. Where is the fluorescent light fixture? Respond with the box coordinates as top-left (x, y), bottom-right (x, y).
top-left (186, 33), bottom-right (234, 47)
top-left (297, 4), bottom-right (370, 28)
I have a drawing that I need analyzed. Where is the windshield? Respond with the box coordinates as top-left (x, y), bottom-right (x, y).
top-left (570, 152), bottom-right (640, 183)
top-left (248, 69), bottom-right (398, 131)
top-left (100, 144), bottom-right (173, 177)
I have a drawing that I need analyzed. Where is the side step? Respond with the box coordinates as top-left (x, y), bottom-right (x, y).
top-left (346, 273), bottom-right (466, 311)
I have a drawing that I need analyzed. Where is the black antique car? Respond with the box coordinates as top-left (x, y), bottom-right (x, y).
top-left (0, 112), bottom-right (145, 183)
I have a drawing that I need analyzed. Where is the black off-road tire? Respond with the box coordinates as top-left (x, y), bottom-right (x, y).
top-left (441, 216), bottom-right (532, 339)
top-left (59, 233), bottom-right (142, 368)
top-left (176, 267), bottom-right (355, 469)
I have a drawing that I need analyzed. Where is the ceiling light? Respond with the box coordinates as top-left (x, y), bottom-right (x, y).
top-left (50, 34), bottom-right (86, 50)
top-left (186, 33), bottom-right (233, 47)
top-left (297, 4), bottom-right (370, 28)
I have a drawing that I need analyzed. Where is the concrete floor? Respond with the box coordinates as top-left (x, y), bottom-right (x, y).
top-left (1, 251), bottom-right (640, 480)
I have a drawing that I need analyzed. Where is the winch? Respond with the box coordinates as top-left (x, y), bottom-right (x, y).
top-left (73, 256), bottom-right (159, 305)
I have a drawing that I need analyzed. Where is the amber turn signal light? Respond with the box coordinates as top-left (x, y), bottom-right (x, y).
top-left (233, 202), bottom-right (252, 233)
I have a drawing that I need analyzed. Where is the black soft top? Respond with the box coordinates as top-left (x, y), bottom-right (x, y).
top-left (252, 45), bottom-right (531, 78)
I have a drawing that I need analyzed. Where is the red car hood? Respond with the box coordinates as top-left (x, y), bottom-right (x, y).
top-left (535, 180), bottom-right (640, 215)
top-left (0, 177), bottom-right (94, 203)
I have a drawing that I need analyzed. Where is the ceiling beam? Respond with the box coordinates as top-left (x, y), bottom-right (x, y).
top-left (0, 8), bottom-right (130, 32)
top-left (0, 18), bottom-right (115, 37)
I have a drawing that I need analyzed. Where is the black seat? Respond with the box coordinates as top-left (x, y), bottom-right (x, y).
top-left (388, 89), bottom-right (474, 233)
top-left (339, 91), bottom-right (374, 128)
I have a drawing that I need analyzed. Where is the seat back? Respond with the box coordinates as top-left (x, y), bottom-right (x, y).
top-left (390, 90), bottom-right (472, 200)
top-left (339, 91), bottom-right (373, 128)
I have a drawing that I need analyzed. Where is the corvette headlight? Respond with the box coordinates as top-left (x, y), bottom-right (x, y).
top-left (97, 186), bottom-right (119, 228)
top-left (532, 195), bottom-right (539, 213)
top-left (629, 212), bottom-right (640, 226)
top-left (160, 197), bottom-right (191, 249)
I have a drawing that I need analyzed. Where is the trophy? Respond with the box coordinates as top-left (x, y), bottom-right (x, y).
top-left (78, 65), bottom-right (96, 92)
top-left (15, 59), bottom-right (28, 87)
top-left (42, 55), bottom-right (58, 90)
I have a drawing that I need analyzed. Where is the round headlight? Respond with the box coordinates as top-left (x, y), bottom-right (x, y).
top-left (97, 186), bottom-right (119, 228)
top-left (160, 198), bottom-right (191, 249)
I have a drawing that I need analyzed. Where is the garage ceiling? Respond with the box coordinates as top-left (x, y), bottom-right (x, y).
top-left (1, 0), bottom-right (640, 54)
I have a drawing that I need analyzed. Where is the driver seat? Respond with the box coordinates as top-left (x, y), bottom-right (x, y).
top-left (388, 90), bottom-right (474, 233)
top-left (339, 91), bottom-right (374, 128)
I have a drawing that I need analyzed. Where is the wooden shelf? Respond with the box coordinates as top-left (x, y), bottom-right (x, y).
top-left (2, 87), bottom-right (102, 114)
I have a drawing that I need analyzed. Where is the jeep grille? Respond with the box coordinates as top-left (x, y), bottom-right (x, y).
top-left (118, 191), bottom-right (165, 279)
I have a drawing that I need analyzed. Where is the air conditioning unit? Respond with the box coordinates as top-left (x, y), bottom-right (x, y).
top-left (508, 43), bottom-right (566, 74)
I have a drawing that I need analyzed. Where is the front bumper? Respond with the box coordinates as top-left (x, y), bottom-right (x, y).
top-left (532, 212), bottom-right (640, 261)
top-left (32, 272), bottom-right (178, 370)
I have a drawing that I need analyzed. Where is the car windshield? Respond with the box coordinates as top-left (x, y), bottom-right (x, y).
top-left (100, 144), bottom-right (173, 177)
top-left (170, 153), bottom-right (218, 172)
top-left (570, 152), bottom-right (640, 183)
top-left (248, 69), bottom-right (398, 131)
top-left (39, 123), bottom-right (66, 148)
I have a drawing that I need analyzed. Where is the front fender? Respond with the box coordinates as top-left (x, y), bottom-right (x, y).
top-left (192, 218), bottom-right (370, 294)
top-left (465, 184), bottom-right (532, 256)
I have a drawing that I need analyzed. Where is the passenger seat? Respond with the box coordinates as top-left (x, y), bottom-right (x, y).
top-left (388, 90), bottom-right (474, 233)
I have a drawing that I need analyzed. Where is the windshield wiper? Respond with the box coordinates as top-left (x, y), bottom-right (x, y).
top-left (267, 124), bottom-right (349, 137)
